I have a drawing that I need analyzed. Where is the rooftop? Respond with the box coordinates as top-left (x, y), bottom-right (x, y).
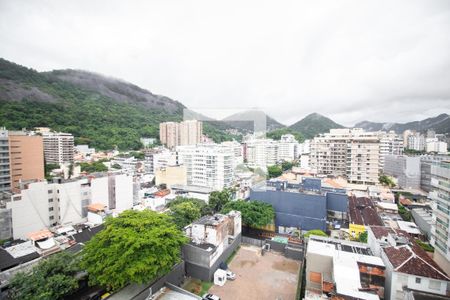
top-left (383, 244), bottom-right (449, 281)
top-left (349, 196), bottom-right (384, 226)
top-left (397, 221), bottom-right (422, 235)
top-left (307, 237), bottom-right (384, 300)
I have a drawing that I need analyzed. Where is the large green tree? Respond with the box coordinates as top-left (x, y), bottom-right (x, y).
top-left (8, 252), bottom-right (80, 300)
top-left (208, 189), bottom-right (232, 213)
top-left (80, 210), bottom-right (187, 290)
top-left (267, 165), bottom-right (283, 178)
top-left (221, 200), bottom-right (275, 228)
top-left (167, 197), bottom-right (209, 215)
top-left (169, 202), bottom-right (202, 228)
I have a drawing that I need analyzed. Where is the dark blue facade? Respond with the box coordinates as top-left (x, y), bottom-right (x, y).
top-left (250, 189), bottom-right (327, 231)
top-left (250, 180), bottom-right (348, 232)
top-left (326, 192), bottom-right (348, 213)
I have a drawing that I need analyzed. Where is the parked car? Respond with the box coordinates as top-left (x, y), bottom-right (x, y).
top-left (226, 270), bottom-right (236, 280)
top-left (202, 293), bottom-right (221, 300)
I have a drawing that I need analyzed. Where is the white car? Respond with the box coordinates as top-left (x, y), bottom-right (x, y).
top-left (226, 271), bottom-right (236, 280)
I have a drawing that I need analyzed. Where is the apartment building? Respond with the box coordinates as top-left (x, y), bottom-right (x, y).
top-left (426, 139), bottom-right (448, 154)
top-left (159, 120), bottom-right (203, 149)
top-left (0, 129), bottom-right (10, 193)
top-left (310, 129), bottom-right (381, 184)
top-left (144, 147), bottom-right (179, 174)
top-left (43, 131), bottom-right (74, 164)
top-left (379, 131), bottom-right (403, 170)
top-left (430, 160), bottom-right (450, 275)
top-left (176, 144), bottom-right (234, 190)
top-left (244, 138), bottom-right (278, 169)
top-left (383, 155), bottom-right (421, 190)
top-left (277, 134), bottom-right (299, 162)
top-left (4, 173), bottom-right (133, 239)
top-left (407, 132), bottom-right (425, 151)
top-left (8, 131), bottom-right (45, 189)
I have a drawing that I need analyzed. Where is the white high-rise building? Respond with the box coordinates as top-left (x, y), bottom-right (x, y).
top-left (43, 132), bottom-right (74, 164)
top-left (407, 132), bottom-right (425, 151)
top-left (0, 129), bottom-right (11, 193)
top-left (430, 160), bottom-right (450, 275)
top-left (379, 131), bottom-right (404, 170)
top-left (244, 138), bottom-right (278, 169)
top-left (426, 138), bottom-right (448, 154)
top-left (176, 144), bottom-right (234, 190)
top-left (277, 134), bottom-right (299, 162)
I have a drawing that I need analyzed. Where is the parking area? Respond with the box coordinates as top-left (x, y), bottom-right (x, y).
top-left (209, 245), bottom-right (301, 300)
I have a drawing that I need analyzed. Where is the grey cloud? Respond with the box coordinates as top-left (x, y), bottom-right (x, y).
top-left (0, 0), bottom-right (449, 127)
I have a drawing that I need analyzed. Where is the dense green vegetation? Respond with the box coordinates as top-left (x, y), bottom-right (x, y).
top-left (303, 229), bottom-right (328, 238)
top-left (44, 163), bottom-right (60, 179)
top-left (288, 112), bottom-right (344, 139)
top-left (80, 210), bottom-right (187, 290)
top-left (379, 174), bottom-right (395, 188)
top-left (358, 231), bottom-right (368, 243)
top-left (0, 58), bottom-right (235, 150)
top-left (167, 197), bottom-right (210, 215)
top-left (267, 165), bottom-right (283, 178)
top-left (79, 161), bottom-right (108, 173)
top-left (169, 201), bottom-right (202, 229)
top-left (208, 189), bottom-right (233, 213)
top-left (221, 200), bottom-right (275, 228)
top-left (404, 148), bottom-right (426, 155)
top-left (415, 239), bottom-right (434, 252)
top-left (266, 127), bottom-right (304, 142)
top-left (398, 203), bottom-right (412, 221)
top-left (8, 252), bottom-right (80, 300)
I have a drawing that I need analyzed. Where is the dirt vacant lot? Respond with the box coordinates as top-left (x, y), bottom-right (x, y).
top-left (209, 245), bottom-right (301, 300)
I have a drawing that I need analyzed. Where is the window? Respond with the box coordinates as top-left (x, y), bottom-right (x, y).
top-left (429, 280), bottom-right (441, 290)
top-left (48, 190), bottom-right (53, 194)
top-left (49, 207), bottom-right (54, 212)
top-left (415, 277), bottom-right (421, 284)
top-left (49, 216), bottom-right (54, 220)
top-left (48, 198), bottom-right (53, 203)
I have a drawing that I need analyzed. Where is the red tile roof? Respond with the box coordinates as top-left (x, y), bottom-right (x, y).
top-left (349, 196), bottom-right (383, 226)
top-left (384, 245), bottom-right (449, 281)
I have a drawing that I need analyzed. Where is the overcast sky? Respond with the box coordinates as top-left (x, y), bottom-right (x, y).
top-left (1, 0), bottom-right (449, 126)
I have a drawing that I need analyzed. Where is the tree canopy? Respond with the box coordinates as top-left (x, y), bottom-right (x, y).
top-left (80, 210), bottom-right (187, 290)
top-left (208, 189), bottom-right (232, 213)
top-left (79, 161), bottom-right (108, 173)
top-left (267, 165), bottom-right (283, 178)
top-left (167, 197), bottom-right (210, 216)
top-left (379, 174), bottom-right (395, 188)
top-left (169, 201), bottom-right (202, 228)
top-left (8, 252), bottom-right (80, 300)
top-left (221, 200), bottom-right (275, 228)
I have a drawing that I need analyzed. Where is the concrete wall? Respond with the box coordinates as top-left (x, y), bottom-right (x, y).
top-left (109, 262), bottom-right (186, 300)
top-left (114, 174), bottom-right (133, 213)
top-left (250, 189), bottom-right (327, 231)
top-left (184, 233), bottom-right (241, 281)
top-left (0, 208), bottom-right (12, 240)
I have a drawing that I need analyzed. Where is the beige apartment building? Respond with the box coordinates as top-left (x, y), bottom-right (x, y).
top-left (8, 132), bottom-right (45, 189)
top-left (159, 120), bottom-right (202, 149)
top-left (310, 128), bottom-right (381, 185)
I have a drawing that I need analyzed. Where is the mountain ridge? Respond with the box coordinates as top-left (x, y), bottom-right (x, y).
top-left (355, 113), bottom-right (450, 134)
